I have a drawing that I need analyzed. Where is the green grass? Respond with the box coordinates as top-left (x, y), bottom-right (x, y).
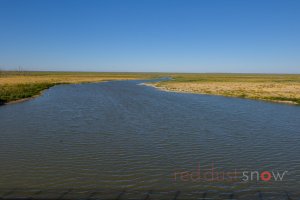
top-left (0, 83), bottom-right (57, 104)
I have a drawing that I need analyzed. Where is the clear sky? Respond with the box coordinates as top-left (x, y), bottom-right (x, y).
top-left (0, 0), bottom-right (299, 73)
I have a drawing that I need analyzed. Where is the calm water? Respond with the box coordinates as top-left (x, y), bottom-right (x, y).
top-left (0, 80), bottom-right (300, 196)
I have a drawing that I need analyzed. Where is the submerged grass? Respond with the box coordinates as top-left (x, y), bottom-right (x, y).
top-left (0, 71), bottom-right (161, 104)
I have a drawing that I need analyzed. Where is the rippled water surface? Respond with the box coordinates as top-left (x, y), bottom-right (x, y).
top-left (0, 80), bottom-right (300, 194)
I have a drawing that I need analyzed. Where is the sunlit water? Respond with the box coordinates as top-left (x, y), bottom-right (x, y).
top-left (0, 80), bottom-right (299, 196)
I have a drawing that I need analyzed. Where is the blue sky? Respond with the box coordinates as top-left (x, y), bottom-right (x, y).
top-left (0, 0), bottom-right (299, 73)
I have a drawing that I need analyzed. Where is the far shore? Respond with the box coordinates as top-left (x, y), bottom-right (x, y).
top-left (143, 82), bottom-right (298, 105)
top-left (143, 74), bottom-right (300, 105)
top-left (1, 72), bottom-right (299, 106)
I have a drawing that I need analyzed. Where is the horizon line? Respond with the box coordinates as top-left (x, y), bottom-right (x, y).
top-left (1, 70), bottom-right (300, 75)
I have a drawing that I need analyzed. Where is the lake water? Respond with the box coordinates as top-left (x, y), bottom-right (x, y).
top-left (0, 80), bottom-right (300, 198)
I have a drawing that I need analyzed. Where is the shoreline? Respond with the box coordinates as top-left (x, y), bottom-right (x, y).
top-left (1, 73), bottom-right (299, 106)
top-left (1, 81), bottom-right (100, 106)
top-left (0, 71), bottom-right (160, 106)
top-left (1, 83), bottom-right (61, 106)
top-left (2, 81), bottom-right (299, 106)
top-left (3, 89), bottom-right (49, 106)
top-left (1, 81), bottom-right (109, 106)
top-left (142, 83), bottom-right (299, 105)
top-left (1, 78), bottom-right (151, 106)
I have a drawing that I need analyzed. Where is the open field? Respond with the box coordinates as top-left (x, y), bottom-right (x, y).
top-left (147, 73), bottom-right (300, 105)
top-left (0, 71), bottom-right (160, 104)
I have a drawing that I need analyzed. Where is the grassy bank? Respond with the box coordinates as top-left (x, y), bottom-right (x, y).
top-left (0, 71), bottom-right (160, 105)
top-left (1, 72), bottom-right (300, 105)
top-left (148, 73), bottom-right (300, 105)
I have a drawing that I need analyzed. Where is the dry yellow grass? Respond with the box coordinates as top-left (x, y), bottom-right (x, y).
top-left (148, 74), bottom-right (300, 105)
top-left (0, 75), bottom-right (137, 85)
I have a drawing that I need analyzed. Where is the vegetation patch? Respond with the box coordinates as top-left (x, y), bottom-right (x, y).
top-left (149, 73), bottom-right (300, 105)
top-left (0, 83), bottom-right (57, 103)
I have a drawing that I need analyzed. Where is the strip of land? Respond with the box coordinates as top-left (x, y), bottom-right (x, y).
top-left (0, 71), bottom-right (160, 105)
top-left (146, 74), bottom-right (300, 105)
top-left (1, 72), bottom-right (300, 105)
